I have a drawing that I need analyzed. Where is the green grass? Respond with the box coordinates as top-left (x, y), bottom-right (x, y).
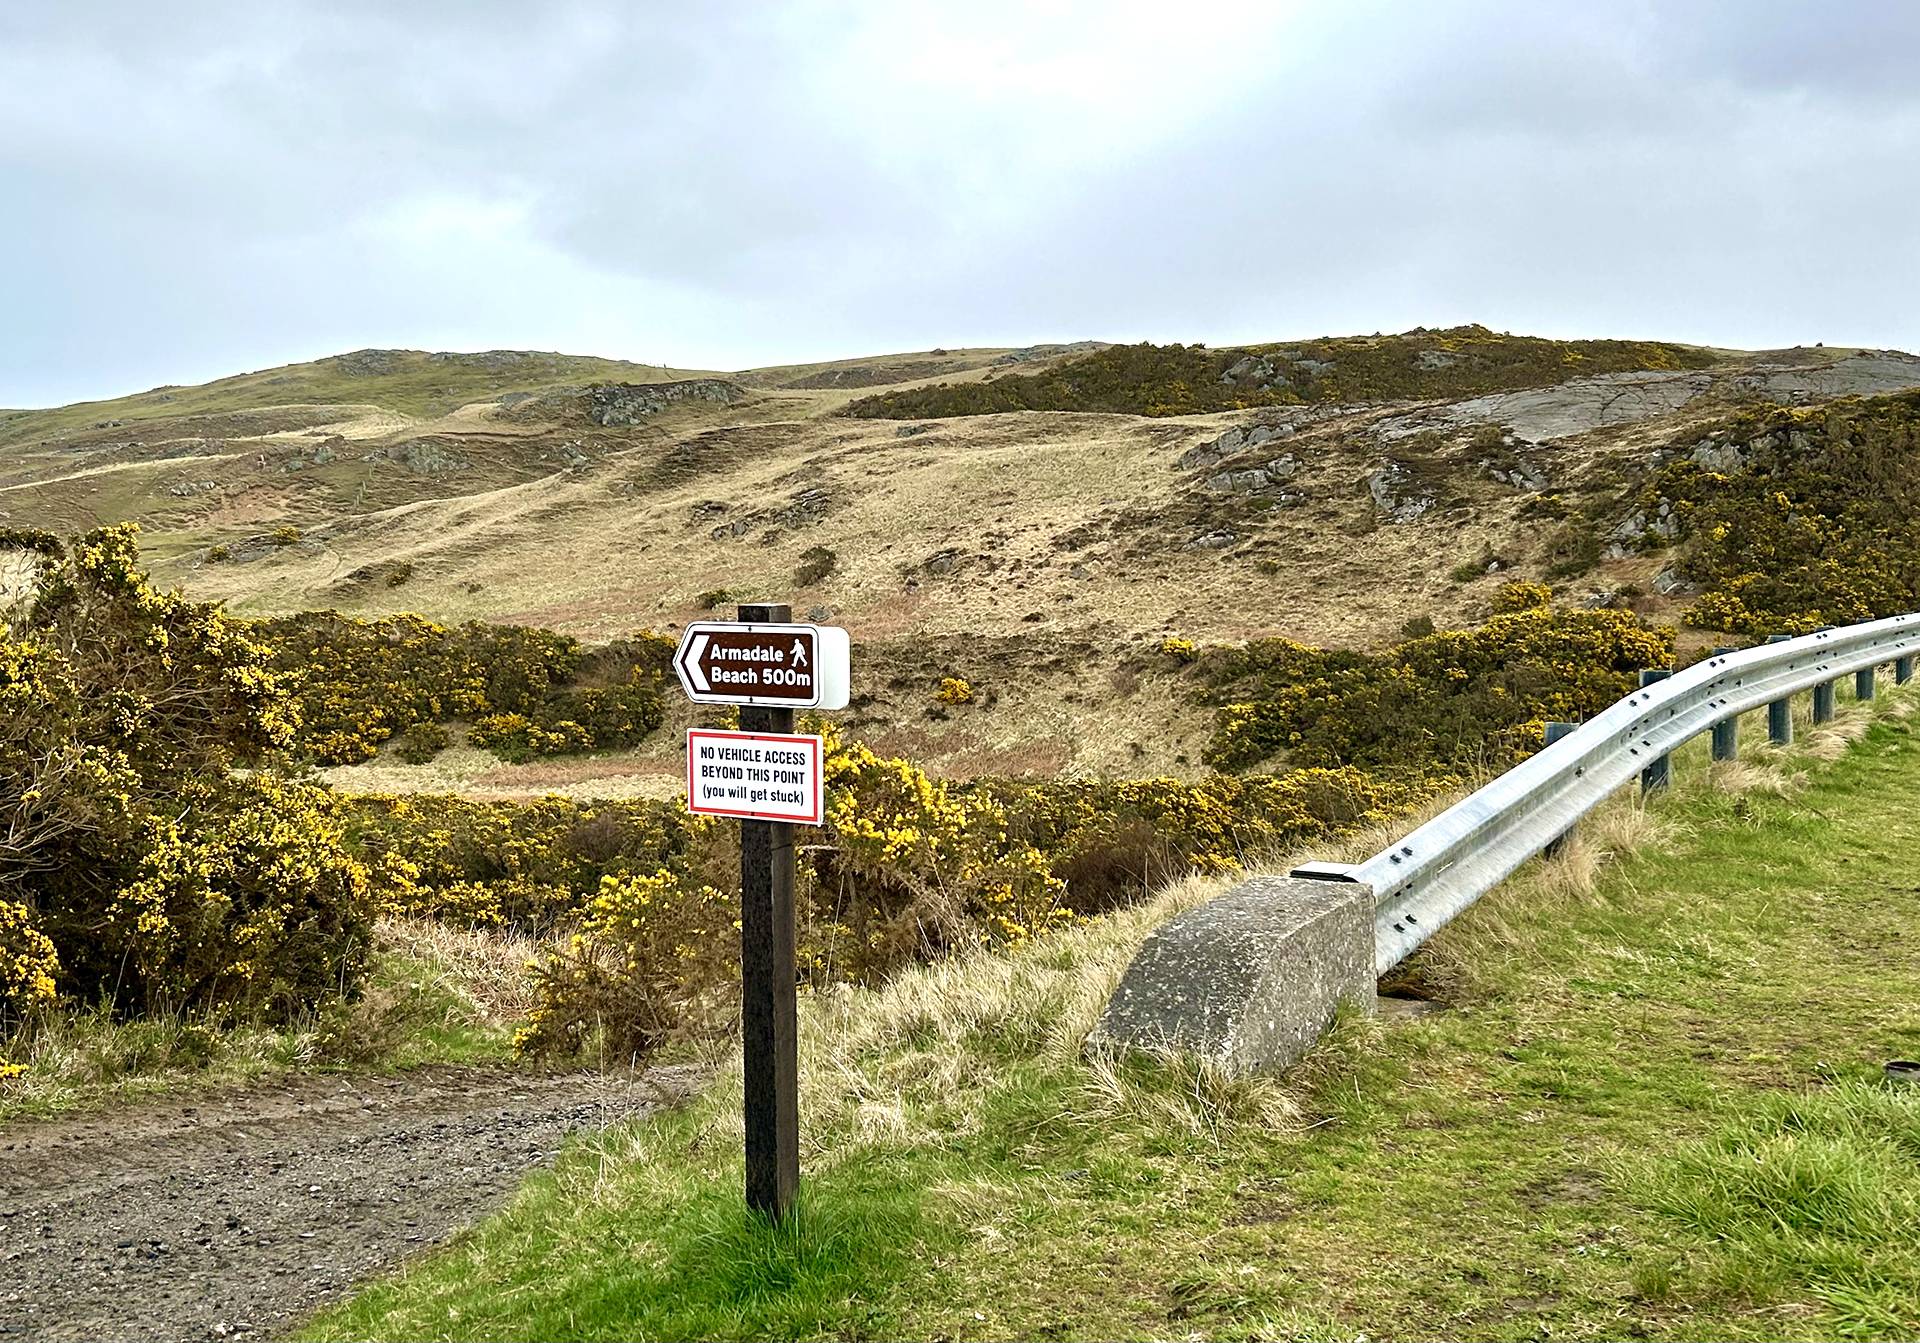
top-left (306, 694), bottom-right (1920, 1341)
top-left (0, 349), bottom-right (716, 446)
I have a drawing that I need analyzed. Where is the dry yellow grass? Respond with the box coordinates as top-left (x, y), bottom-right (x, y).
top-left (11, 340), bottom-right (1908, 779)
top-left (373, 915), bottom-right (543, 1027)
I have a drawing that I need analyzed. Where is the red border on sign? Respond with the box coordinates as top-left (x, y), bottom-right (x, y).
top-left (685, 729), bottom-right (826, 826)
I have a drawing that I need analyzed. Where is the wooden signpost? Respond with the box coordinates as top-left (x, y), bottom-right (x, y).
top-left (673, 603), bottom-right (849, 1222)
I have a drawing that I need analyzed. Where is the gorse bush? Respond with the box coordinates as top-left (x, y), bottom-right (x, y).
top-left (1646, 392), bottom-right (1920, 633)
top-left (809, 721), bottom-right (1070, 972)
top-left (1201, 605), bottom-right (1673, 773)
top-left (1489, 580), bottom-right (1553, 614)
top-left (0, 527), bottom-right (383, 1068)
top-left (514, 872), bottom-right (737, 1060)
top-left (393, 720), bottom-right (449, 764)
top-left (933, 676), bottom-right (974, 706)
top-left (508, 725), bottom-right (1436, 1062)
top-left (845, 327), bottom-right (1714, 420)
top-left (252, 612), bottom-right (674, 765)
top-left (344, 793), bottom-right (705, 933)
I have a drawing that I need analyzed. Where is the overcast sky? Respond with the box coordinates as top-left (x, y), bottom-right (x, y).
top-left (4, 1), bottom-right (1918, 407)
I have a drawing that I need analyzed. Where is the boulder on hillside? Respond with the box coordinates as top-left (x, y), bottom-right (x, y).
top-left (1365, 462), bottom-right (1437, 523)
top-left (1179, 421), bottom-right (1296, 471)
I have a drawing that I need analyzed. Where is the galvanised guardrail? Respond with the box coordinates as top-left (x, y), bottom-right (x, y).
top-left (1292, 612), bottom-right (1920, 974)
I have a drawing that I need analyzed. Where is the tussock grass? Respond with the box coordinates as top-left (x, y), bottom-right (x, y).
top-left (311, 686), bottom-right (1920, 1341)
top-left (372, 915), bottom-right (541, 1027)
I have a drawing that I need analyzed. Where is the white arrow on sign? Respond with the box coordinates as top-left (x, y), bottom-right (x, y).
top-left (680, 632), bottom-right (711, 692)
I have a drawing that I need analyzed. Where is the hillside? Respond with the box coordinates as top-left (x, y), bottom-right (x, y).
top-left (843, 326), bottom-right (1717, 418)
top-left (307, 705), bottom-right (1920, 1341)
top-left (7, 329), bottom-right (1920, 784)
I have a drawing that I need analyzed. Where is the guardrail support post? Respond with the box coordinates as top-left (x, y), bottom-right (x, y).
top-left (1856, 665), bottom-right (1877, 701)
top-left (1709, 646), bottom-right (1739, 761)
top-left (1764, 634), bottom-right (1794, 745)
top-left (1814, 626), bottom-right (1838, 724)
top-left (1899, 655), bottom-right (1914, 685)
top-left (1543, 721), bottom-right (1577, 857)
top-left (1639, 668), bottom-right (1673, 793)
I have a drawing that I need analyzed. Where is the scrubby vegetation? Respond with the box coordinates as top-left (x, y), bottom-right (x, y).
top-left (1, 524), bottom-right (1697, 1084)
top-left (845, 326), bottom-right (1715, 419)
top-left (0, 527), bottom-right (386, 1073)
top-left (1645, 392), bottom-right (1920, 633)
top-left (345, 793), bottom-right (701, 933)
top-left (357, 731), bottom-right (1423, 1063)
top-left (251, 612), bottom-right (675, 764)
top-left (1200, 604), bottom-right (1673, 773)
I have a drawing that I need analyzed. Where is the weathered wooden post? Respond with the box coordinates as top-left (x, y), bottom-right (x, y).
top-left (675, 605), bottom-right (851, 1223)
top-left (1709, 646), bottom-right (1739, 762)
top-left (1639, 668), bottom-right (1673, 793)
top-left (1765, 634), bottom-right (1794, 745)
top-left (736, 602), bottom-right (800, 1222)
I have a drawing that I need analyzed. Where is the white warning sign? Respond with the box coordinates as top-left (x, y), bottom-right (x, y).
top-left (685, 728), bottom-right (825, 825)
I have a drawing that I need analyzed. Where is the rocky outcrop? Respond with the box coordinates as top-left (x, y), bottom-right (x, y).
top-left (1210, 351), bottom-right (1335, 395)
top-left (1179, 421), bottom-right (1296, 472)
top-left (1219, 355), bottom-right (1278, 388)
top-left (371, 439), bottom-right (466, 474)
top-left (1471, 434), bottom-right (1550, 491)
top-left (328, 349), bottom-right (407, 376)
top-left (1365, 462), bottom-right (1437, 523)
top-left (993, 340), bottom-right (1105, 365)
top-left (706, 484), bottom-right (835, 542)
top-left (1605, 501), bottom-right (1682, 556)
top-left (584, 379), bottom-right (745, 427)
top-left (1206, 453), bottom-right (1302, 496)
top-left (282, 439), bottom-right (341, 473)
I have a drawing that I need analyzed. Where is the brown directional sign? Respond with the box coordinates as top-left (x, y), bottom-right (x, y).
top-left (673, 620), bottom-right (851, 709)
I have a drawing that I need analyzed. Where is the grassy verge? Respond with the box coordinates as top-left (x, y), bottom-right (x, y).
top-left (0, 917), bottom-right (534, 1123)
top-left (307, 687), bottom-right (1920, 1340)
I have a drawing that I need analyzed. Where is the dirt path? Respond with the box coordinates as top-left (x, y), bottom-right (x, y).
top-left (0, 1065), bottom-right (692, 1342)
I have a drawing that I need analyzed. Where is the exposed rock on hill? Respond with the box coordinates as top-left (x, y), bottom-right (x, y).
top-left (581, 379), bottom-right (745, 426)
top-left (1366, 461), bottom-right (1439, 523)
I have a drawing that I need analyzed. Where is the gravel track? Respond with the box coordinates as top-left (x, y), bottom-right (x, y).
top-left (0, 1066), bottom-right (690, 1342)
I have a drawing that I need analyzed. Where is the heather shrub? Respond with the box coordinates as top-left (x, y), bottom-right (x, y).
top-left (974, 767), bottom-right (1434, 912)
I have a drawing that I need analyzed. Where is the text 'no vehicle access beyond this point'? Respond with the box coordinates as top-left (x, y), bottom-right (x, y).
top-left (686, 729), bottom-right (825, 825)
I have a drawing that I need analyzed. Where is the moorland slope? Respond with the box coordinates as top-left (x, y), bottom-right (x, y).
top-left (8, 327), bottom-right (1919, 780)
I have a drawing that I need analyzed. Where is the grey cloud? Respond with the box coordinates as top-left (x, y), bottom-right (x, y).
top-left (3, 0), bottom-right (1918, 406)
